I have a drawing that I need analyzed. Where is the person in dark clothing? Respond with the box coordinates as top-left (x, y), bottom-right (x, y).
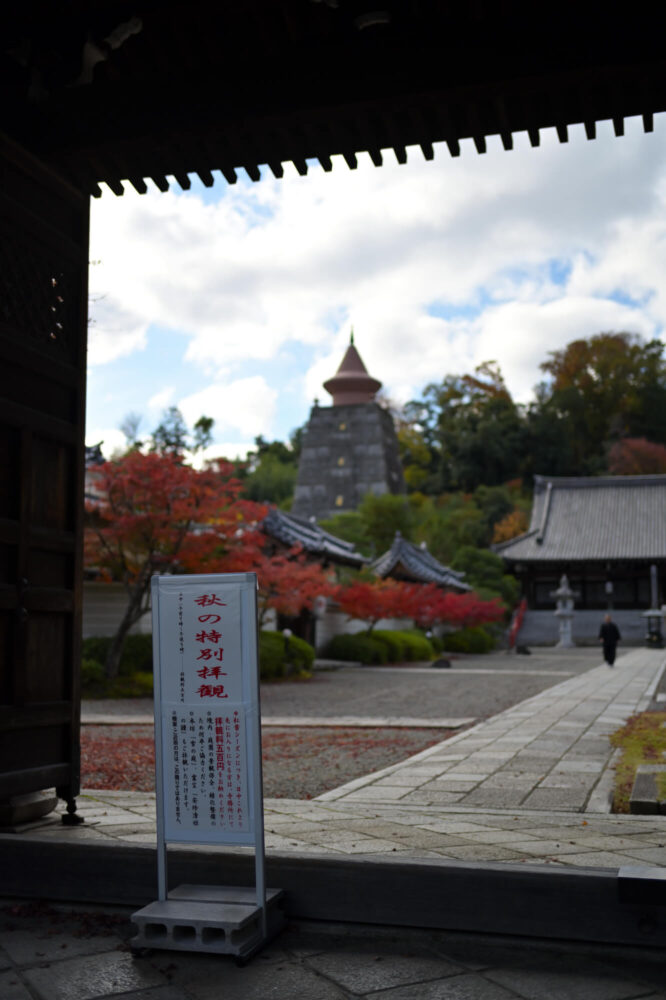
top-left (599, 614), bottom-right (621, 666)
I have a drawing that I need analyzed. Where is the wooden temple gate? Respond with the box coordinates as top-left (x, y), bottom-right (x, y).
top-left (0, 1), bottom-right (665, 824)
top-left (0, 137), bottom-right (88, 823)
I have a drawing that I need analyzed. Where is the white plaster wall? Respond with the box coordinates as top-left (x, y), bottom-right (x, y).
top-left (82, 582), bottom-right (152, 638)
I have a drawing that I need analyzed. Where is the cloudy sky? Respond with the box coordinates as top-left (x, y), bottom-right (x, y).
top-left (87, 112), bottom-right (666, 460)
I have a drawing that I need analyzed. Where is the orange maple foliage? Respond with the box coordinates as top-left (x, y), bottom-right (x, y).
top-left (85, 451), bottom-right (266, 581)
top-left (334, 579), bottom-right (504, 632)
top-left (252, 547), bottom-right (336, 627)
top-left (492, 508), bottom-right (529, 544)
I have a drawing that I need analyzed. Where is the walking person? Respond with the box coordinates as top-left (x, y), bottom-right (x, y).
top-left (599, 614), bottom-right (621, 666)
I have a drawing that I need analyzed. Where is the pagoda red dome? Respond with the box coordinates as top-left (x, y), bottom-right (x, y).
top-left (323, 337), bottom-right (382, 406)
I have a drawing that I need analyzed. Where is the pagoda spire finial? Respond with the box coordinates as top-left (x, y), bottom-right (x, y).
top-left (323, 331), bottom-right (382, 406)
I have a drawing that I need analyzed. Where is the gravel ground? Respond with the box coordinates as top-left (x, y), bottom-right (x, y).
top-left (259, 651), bottom-right (603, 722)
top-left (80, 723), bottom-right (452, 799)
top-left (80, 650), bottom-right (606, 799)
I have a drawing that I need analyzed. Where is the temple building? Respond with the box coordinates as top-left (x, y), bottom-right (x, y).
top-left (291, 334), bottom-right (405, 520)
top-left (495, 474), bottom-right (666, 645)
top-left (372, 532), bottom-right (470, 593)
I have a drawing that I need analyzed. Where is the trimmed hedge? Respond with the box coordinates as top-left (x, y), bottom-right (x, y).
top-left (81, 631), bottom-right (314, 694)
top-left (322, 632), bottom-right (388, 665)
top-left (440, 626), bottom-right (496, 654)
top-left (82, 634), bottom-right (153, 675)
top-left (259, 631), bottom-right (315, 680)
top-left (373, 630), bottom-right (434, 662)
top-left (322, 629), bottom-right (435, 665)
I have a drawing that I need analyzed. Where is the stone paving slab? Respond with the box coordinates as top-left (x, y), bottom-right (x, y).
top-left (1, 904), bottom-right (665, 1000)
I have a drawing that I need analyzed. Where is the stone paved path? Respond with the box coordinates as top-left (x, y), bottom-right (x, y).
top-left (319, 647), bottom-right (663, 813)
top-left (36, 647), bottom-right (666, 870)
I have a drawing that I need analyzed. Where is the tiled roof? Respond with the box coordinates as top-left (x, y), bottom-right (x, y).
top-left (495, 475), bottom-right (666, 563)
top-left (262, 508), bottom-right (367, 567)
top-left (371, 533), bottom-right (470, 590)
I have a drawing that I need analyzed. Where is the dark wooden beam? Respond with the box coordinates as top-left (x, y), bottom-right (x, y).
top-left (127, 176), bottom-right (148, 194)
top-left (368, 147), bottom-right (383, 166)
top-left (342, 151), bottom-right (358, 169)
top-left (528, 127), bottom-right (540, 147)
top-left (318, 154), bottom-right (333, 171)
top-left (446, 137), bottom-right (460, 157)
top-left (244, 163), bottom-right (261, 182)
top-left (268, 161), bottom-right (284, 178)
top-left (556, 123), bottom-right (569, 143)
top-left (420, 141), bottom-right (434, 161)
top-left (473, 135), bottom-right (486, 154)
top-left (500, 131), bottom-right (513, 150)
top-left (150, 175), bottom-right (170, 192)
top-left (584, 120), bottom-right (596, 140)
top-left (612, 117), bottom-right (625, 137)
top-left (196, 168), bottom-right (215, 187)
top-left (220, 165), bottom-right (237, 184)
top-left (643, 111), bottom-right (654, 132)
top-left (293, 158), bottom-right (308, 175)
top-left (393, 145), bottom-right (407, 164)
top-left (174, 172), bottom-right (191, 190)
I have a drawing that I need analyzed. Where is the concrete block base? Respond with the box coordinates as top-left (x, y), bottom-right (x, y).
top-left (131, 885), bottom-right (285, 960)
top-left (630, 765), bottom-right (666, 814)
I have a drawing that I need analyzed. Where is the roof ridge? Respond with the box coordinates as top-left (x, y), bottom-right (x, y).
top-left (534, 474), bottom-right (666, 488)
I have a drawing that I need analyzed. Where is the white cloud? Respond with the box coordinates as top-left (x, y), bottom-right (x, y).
top-left (88, 114), bottom-right (666, 436)
top-left (148, 386), bottom-right (175, 411)
top-left (85, 428), bottom-right (127, 458)
top-left (178, 376), bottom-right (278, 439)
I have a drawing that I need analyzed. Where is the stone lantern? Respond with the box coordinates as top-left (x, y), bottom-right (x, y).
top-left (551, 574), bottom-right (578, 648)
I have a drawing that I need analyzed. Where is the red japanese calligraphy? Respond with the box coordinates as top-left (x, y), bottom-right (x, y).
top-left (196, 648), bottom-right (224, 661)
top-left (195, 629), bottom-right (222, 644)
top-left (197, 665), bottom-right (227, 680)
top-left (196, 684), bottom-right (229, 698)
top-left (194, 595), bottom-right (227, 607)
top-left (197, 614), bottom-right (221, 624)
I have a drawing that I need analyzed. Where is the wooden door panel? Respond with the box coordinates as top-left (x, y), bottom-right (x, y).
top-left (0, 134), bottom-right (88, 817)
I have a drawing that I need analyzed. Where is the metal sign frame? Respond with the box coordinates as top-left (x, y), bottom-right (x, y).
top-left (151, 572), bottom-right (265, 928)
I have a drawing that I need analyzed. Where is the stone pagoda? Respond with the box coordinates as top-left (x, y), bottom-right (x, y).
top-left (292, 333), bottom-right (405, 520)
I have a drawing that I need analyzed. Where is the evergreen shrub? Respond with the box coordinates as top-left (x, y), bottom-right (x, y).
top-left (396, 630), bottom-right (435, 660)
top-left (440, 626), bottom-right (496, 654)
top-left (82, 634), bottom-right (153, 676)
top-left (372, 630), bottom-right (407, 661)
top-left (80, 657), bottom-right (106, 694)
top-left (322, 633), bottom-right (388, 665)
top-left (259, 631), bottom-right (315, 680)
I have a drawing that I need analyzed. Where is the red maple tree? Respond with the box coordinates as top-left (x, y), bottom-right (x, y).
top-left (407, 583), bottom-right (504, 630)
top-left (334, 579), bottom-right (420, 632)
top-left (252, 547), bottom-right (336, 627)
top-left (608, 437), bottom-right (666, 475)
top-left (334, 579), bottom-right (504, 633)
top-left (85, 450), bottom-right (266, 677)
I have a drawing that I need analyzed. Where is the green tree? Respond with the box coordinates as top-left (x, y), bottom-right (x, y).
top-left (357, 493), bottom-right (416, 556)
top-left (405, 362), bottom-right (527, 491)
top-left (318, 510), bottom-right (372, 557)
top-left (241, 435), bottom-right (300, 505)
top-left (531, 332), bottom-right (666, 474)
top-left (149, 406), bottom-right (214, 457)
top-left (450, 546), bottom-right (519, 608)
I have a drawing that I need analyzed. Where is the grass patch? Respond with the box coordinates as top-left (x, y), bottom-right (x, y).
top-left (609, 712), bottom-right (666, 812)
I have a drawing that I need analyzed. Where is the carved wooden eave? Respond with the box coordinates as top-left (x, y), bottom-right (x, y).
top-left (2, 1), bottom-right (665, 198)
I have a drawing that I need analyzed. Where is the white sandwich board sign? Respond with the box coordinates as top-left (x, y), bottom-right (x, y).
top-left (131, 572), bottom-right (284, 959)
